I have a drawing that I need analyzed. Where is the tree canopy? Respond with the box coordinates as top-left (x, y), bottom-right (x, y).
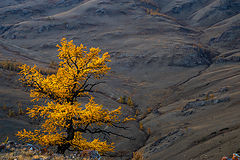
top-left (17, 38), bottom-right (134, 154)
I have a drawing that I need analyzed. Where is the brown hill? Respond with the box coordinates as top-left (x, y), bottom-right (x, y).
top-left (0, 0), bottom-right (239, 159)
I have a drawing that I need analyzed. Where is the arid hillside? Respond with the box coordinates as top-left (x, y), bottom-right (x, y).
top-left (0, 0), bottom-right (239, 159)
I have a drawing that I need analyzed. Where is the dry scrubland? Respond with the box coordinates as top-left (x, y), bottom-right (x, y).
top-left (0, 0), bottom-right (240, 159)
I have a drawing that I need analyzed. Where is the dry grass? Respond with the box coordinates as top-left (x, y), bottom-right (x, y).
top-left (145, 8), bottom-right (176, 21)
top-left (49, 60), bottom-right (58, 69)
top-left (0, 152), bottom-right (62, 160)
top-left (0, 60), bottom-right (23, 72)
top-left (38, 67), bottom-right (56, 75)
top-left (1, 103), bottom-right (26, 117)
top-left (132, 150), bottom-right (145, 160)
top-left (0, 149), bottom-right (93, 160)
top-left (0, 60), bottom-right (56, 75)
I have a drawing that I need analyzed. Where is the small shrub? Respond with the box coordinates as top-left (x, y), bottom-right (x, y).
top-left (147, 128), bottom-right (151, 135)
top-left (2, 104), bottom-right (8, 111)
top-left (8, 109), bottom-right (15, 117)
top-left (2, 137), bottom-right (8, 144)
top-left (118, 96), bottom-right (127, 104)
top-left (18, 107), bottom-right (24, 115)
top-left (135, 109), bottom-right (140, 116)
top-left (209, 94), bottom-right (215, 99)
top-left (205, 94), bottom-right (215, 100)
top-left (139, 122), bottom-right (144, 130)
top-left (205, 94), bottom-right (209, 100)
top-left (127, 97), bottom-right (134, 107)
top-left (147, 107), bottom-right (152, 113)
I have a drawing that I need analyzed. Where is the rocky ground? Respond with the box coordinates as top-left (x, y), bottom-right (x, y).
top-left (0, 0), bottom-right (239, 159)
top-left (0, 140), bottom-right (103, 160)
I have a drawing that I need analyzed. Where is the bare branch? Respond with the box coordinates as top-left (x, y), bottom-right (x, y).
top-left (74, 127), bottom-right (135, 140)
top-left (86, 128), bottom-right (135, 140)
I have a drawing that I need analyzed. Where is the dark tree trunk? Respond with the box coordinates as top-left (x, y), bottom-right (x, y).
top-left (57, 143), bottom-right (71, 154)
top-left (57, 119), bottom-right (75, 154)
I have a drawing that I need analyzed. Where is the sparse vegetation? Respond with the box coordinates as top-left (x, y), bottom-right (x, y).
top-left (139, 122), bottom-right (144, 130)
top-left (118, 96), bottom-right (135, 107)
top-left (49, 60), bottom-right (58, 69)
top-left (8, 109), bottom-right (15, 117)
top-left (205, 93), bottom-right (215, 100)
top-left (2, 104), bottom-right (8, 111)
top-left (147, 107), bottom-right (152, 114)
top-left (132, 150), bottom-right (144, 160)
top-left (127, 97), bottom-right (135, 107)
top-left (118, 96), bottom-right (127, 104)
top-left (147, 128), bottom-right (151, 135)
top-left (0, 60), bottom-right (23, 72)
top-left (135, 109), bottom-right (140, 116)
top-left (0, 60), bottom-right (56, 75)
top-left (18, 106), bottom-right (25, 115)
top-left (145, 8), bottom-right (176, 21)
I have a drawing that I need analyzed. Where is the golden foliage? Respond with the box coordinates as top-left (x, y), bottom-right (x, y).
top-left (19, 38), bottom-right (111, 103)
top-left (127, 97), bottom-right (134, 107)
top-left (118, 96), bottom-right (126, 104)
top-left (17, 38), bottom-right (134, 154)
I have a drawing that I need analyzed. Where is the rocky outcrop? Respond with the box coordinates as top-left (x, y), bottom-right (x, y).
top-left (145, 129), bottom-right (185, 154)
top-left (182, 97), bottom-right (230, 112)
top-left (169, 44), bottom-right (216, 67)
top-left (209, 25), bottom-right (240, 50)
top-left (181, 87), bottom-right (230, 116)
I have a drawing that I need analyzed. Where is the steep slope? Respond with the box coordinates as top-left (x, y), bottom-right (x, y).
top-left (202, 13), bottom-right (240, 52)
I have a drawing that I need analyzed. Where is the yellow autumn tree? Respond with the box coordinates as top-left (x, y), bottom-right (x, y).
top-left (17, 38), bottom-right (134, 154)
